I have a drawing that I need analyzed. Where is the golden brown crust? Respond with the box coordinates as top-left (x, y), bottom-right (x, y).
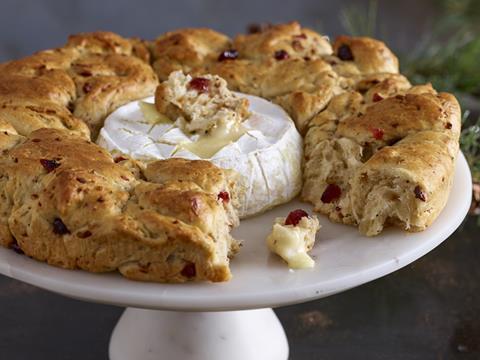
top-left (0, 31), bottom-right (158, 138)
top-left (0, 30), bottom-right (241, 282)
top-left (332, 35), bottom-right (399, 74)
top-left (149, 23), bottom-right (454, 237)
top-left (338, 92), bottom-right (461, 146)
top-left (66, 31), bottom-right (145, 58)
top-left (69, 53), bottom-right (158, 136)
top-left (0, 23), bottom-right (463, 276)
top-left (151, 28), bottom-right (231, 81)
top-left (0, 71), bottom-right (76, 106)
top-left (233, 21), bottom-right (332, 61)
top-left (149, 23), bottom-right (403, 132)
top-left (0, 98), bottom-right (89, 138)
top-left (350, 131), bottom-right (458, 235)
top-left (0, 128), bottom-right (238, 282)
top-left (303, 77), bottom-right (461, 235)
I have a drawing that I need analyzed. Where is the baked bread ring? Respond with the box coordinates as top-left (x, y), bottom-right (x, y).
top-left (0, 128), bottom-right (238, 282)
top-left (150, 22), bottom-right (461, 236)
top-left (0, 23), bottom-right (463, 284)
top-left (0, 31), bottom-right (239, 282)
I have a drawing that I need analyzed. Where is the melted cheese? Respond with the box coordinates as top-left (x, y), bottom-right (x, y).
top-left (96, 95), bottom-right (303, 218)
top-left (266, 216), bottom-right (320, 269)
top-left (138, 101), bottom-right (172, 125)
top-left (178, 122), bottom-right (247, 159)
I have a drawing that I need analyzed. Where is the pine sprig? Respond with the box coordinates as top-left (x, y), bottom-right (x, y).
top-left (340, 0), bottom-right (378, 37)
top-left (460, 111), bottom-right (480, 182)
top-left (402, 22), bottom-right (480, 98)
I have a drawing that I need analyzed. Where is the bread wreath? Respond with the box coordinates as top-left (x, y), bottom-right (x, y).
top-left (150, 21), bottom-right (461, 236)
top-left (0, 32), bottom-right (238, 282)
top-left (0, 22), bottom-right (461, 282)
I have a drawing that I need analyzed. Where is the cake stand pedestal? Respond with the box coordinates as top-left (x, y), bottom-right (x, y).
top-left (109, 308), bottom-right (288, 360)
top-left (0, 154), bottom-right (471, 360)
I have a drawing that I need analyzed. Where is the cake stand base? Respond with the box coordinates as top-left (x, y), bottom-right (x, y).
top-left (109, 307), bottom-right (289, 360)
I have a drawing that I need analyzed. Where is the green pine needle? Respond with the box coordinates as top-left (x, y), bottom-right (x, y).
top-left (460, 111), bottom-right (480, 182)
top-left (340, 0), bottom-right (378, 37)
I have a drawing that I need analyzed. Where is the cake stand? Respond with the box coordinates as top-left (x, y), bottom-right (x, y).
top-left (0, 154), bottom-right (471, 360)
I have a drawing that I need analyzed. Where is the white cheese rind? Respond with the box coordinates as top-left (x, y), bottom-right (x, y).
top-left (96, 94), bottom-right (303, 218)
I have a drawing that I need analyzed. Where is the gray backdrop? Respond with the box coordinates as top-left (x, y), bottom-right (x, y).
top-left (4, 2), bottom-right (476, 360)
top-left (0, 0), bottom-right (438, 64)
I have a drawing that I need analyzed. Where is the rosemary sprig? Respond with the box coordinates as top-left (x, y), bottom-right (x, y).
top-left (340, 0), bottom-right (378, 37)
top-left (460, 111), bottom-right (480, 182)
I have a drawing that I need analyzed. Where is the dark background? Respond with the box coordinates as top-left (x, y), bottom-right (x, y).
top-left (0, 0), bottom-right (479, 359)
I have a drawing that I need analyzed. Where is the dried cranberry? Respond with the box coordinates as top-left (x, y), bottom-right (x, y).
top-left (445, 122), bottom-right (453, 129)
top-left (10, 240), bottom-right (24, 255)
top-left (246, 23), bottom-right (271, 34)
top-left (371, 128), bottom-right (384, 140)
top-left (217, 191), bottom-right (230, 203)
top-left (83, 83), bottom-right (92, 93)
top-left (247, 23), bottom-right (262, 34)
top-left (292, 40), bottom-right (303, 51)
top-left (181, 262), bottom-right (196, 278)
top-left (321, 184), bottom-right (342, 203)
top-left (294, 33), bottom-right (307, 39)
top-left (274, 50), bottom-right (289, 60)
top-left (77, 230), bottom-right (92, 238)
top-left (114, 156), bottom-right (127, 163)
top-left (52, 217), bottom-right (70, 235)
top-left (337, 44), bottom-right (354, 61)
top-left (188, 77), bottom-right (210, 93)
top-left (79, 70), bottom-right (92, 77)
top-left (218, 49), bottom-right (238, 61)
top-left (191, 198), bottom-right (199, 215)
top-left (40, 159), bottom-right (60, 173)
top-left (372, 93), bottom-right (384, 102)
top-left (414, 186), bottom-right (427, 202)
top-left (285, 209), bottom-right (309, 226)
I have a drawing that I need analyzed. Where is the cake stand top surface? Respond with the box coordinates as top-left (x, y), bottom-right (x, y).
top-left (0, 154), bottom-right (471, 311)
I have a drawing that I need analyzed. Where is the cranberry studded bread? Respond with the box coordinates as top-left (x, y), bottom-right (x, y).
top-left (0, 23), bottom-right (462, 284)
top-left (151, 21), bottom-right (402, 134)
top-left (0, 31), bottom-right (158, 138)
top-left (0, 128), bottom-right (239, 282)
top-left (0, 31), bottom-right (240, 282)
top-left (303, 82), bottom-right (460, 235)
top-left (154, 70), bottom-right (250, 134)
top-left (150, 22), bottom-right (461, 236)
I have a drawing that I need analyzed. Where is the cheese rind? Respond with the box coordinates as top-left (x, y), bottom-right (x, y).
top-left (96, 94), bottom-right (303, 218)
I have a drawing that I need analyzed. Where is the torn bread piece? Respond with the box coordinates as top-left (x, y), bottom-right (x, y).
top-left (350, 131), bottom-right (458, 236)
top-left (155, 70), bottom-right (250, 135)
top-left (302, 79), bottom-right (460, 235)
top-left (267, 209), bottom-right (320, 269)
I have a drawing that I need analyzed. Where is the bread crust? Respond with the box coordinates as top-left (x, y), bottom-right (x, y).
top-left (303, 81), bottom-right (460, 235)
top-left (0, 23), bottom-right (463, 282)
top-left (151, 28), bottom-right (231, 81)
top-left (0, 128), bottom-right (238, 282)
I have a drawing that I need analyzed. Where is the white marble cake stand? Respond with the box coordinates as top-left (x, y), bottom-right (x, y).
top-left (0, 154), bottom-right (471, 360)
